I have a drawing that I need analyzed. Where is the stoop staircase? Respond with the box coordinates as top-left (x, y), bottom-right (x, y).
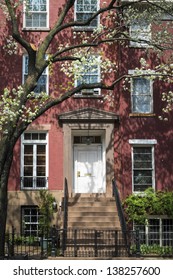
top-left (67, 196), bottom-right (121, 229)
top-left (61, 195), bottom-right (129, 257)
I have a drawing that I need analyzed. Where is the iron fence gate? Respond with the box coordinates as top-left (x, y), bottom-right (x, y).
top-left (58, 228), bottom-right (130, 258)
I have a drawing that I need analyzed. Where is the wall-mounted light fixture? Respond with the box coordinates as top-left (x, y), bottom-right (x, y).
top-left (52, 200), bottom-right (57, 212)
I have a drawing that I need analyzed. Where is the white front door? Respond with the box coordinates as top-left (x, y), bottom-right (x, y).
top-left (74, 145), bottom-right (105, 193)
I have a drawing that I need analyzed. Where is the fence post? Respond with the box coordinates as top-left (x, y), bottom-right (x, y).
top-left (74, 229), bottom-right (77, 257)
top-left (10, 226), bottom-right (15, 257)
top-left (51, 226), bottom-right (56, 257)
top-left (94, 230), bottom-right (98, 257)
top-left (114, 230), bottom-right (118, 257)
top-left (40, 230), bottom-right (44, 258)
top-left (135, 229), bottom-right (141, 257)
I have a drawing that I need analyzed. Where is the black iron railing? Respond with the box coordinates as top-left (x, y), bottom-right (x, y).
top-left (112, 178), bottom-right (130, 255)
top-left (112, 178), bottom-right (127, 233)
top-left (62, 178), bottom-right (68, 255)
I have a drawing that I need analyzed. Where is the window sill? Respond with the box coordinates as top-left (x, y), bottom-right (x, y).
top-left (129, 113), bottom-right (156, 117)
top-left (21, 188), bottom-right (48, 191)
top-left (73, 26), bottom-right (97, 32)
top-left (73, 94), bottom-right (104, 99)
top-left (22, 28), bottom-right (50, 32)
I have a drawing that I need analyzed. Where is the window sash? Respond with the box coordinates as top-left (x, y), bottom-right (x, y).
top-left (24, 0), bottom-right (48, 28)
top-left (21, 132), bottom-right (48, 189)
top-left (75, 56), bottom-right (100, 95)
top-left (132, 146), bottom-right (154, 192)
top-left (75, 0), bottom-right (99, 28)
top-left (132, 77), bottom-right (152, 113)
top-left (22, 206), bottom-right (41, 237)
top-left (130, 20), bottom-right (151, 47)
top-left (23, 55), bottom-right (48, 95)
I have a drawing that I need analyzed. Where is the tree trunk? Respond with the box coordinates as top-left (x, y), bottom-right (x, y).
top-left (0, 140), bottom-right (15, 258)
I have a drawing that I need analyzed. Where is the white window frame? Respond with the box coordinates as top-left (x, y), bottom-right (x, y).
top-left (130, 19), bottom-right (151, 48)
top-left (23, 0), bottom-right (49, 30)
top-left (134, 217), bottom-right (173, 247)
top-left (21, 206), bottom-right (41, 237)
top-left (21, 132), bottom-right (49, 190)
top-left (129, 70), bottom-right (153, 114)
top-left (129, 139), bottom-right (156, 193)
top-left (22, 54), bottom-right (49, 95)
top-left (74, 0), bottom-right (100, 30)
top-left (75, 55), bottom-right (101, 96)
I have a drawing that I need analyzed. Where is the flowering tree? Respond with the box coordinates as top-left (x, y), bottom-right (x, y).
top-left (0, 0), bottom-right (173, 256)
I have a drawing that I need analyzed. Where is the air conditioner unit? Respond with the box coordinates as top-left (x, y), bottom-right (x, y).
top-left (81, 89), bottom-right (99, 95)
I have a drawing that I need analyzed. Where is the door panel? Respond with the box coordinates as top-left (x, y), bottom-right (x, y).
top-left (74, 145), bottom-right (105, 193)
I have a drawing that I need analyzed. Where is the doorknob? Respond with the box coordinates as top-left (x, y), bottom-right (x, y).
top-left (77, 171), bottom-right (80, 177)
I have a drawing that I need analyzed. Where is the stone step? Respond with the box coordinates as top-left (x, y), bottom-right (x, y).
top-left (68, 206), bottom-right (117, 212)
top-left (68, 211), bottom-right (118, 217)
top-left (67, 201), bottom-right (117, 207)
top-left (68, 221), bottom-right (120, 228)
top-left (67, 196), bottom-right (115, 202)
top-left (68, 216), bottom-right (120, 223)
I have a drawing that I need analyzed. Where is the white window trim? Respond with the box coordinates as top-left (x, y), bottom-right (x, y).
top-left (129, 70), bottom-right (153, 114)
top-left (74, 0), bottom-right (100, 30)
top-left (22, 54), bottom-right (49, 95)
top-left (129, 139), bottom-right (157, 193)
top-left (129, 139), bottom-right (157, 145)
top-left (23, 0), bottom-right (49, 30)
top-left (20, 132), bottom-right (49, 190)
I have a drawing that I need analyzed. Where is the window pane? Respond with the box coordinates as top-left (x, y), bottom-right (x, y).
top-left (31, 133), bottom-right (39, 140)
top-left (162, 219), bottom-right (173, 246)
top-left (37, 145), bottom-right (46, 153)
top-left (134, 147), bottom-right (152, 169)
top-left (148, 219), bottom-right (160, 245)
top-left (24, 145), bottom-right (33, 155)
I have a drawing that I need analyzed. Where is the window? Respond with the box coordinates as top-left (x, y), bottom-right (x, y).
top-left (75, 55), bottom-right (100, 96)
top-left (22, 206), bottom-right (41, 237)
top-left (75, 0), bottom-right (99, 29)
top-left (132, 146), bottom-right (155, 192)
top-left (21, 132), bottom-right (48, 189)
top-left (23, 0), bottom-right (48, 29)
top-left (23, 55), bottom-right (48, 95)
top-left (131, 77), bottom-right (153, 113)
top-left (130, 19), bottom-right (151, 47)
top-left (134, 218), bottom-right (173, 246)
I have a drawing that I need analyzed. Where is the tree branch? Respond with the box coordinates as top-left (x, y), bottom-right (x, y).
top-left (5, 0), bottom-right (32, 52)
top-left (38, 0), bottom-right (117, 55)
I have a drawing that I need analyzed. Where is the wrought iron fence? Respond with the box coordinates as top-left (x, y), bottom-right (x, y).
top-left (59, 228), bottom-right (130, 258)
top-left (4, 227), bottom-right (173, 259)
